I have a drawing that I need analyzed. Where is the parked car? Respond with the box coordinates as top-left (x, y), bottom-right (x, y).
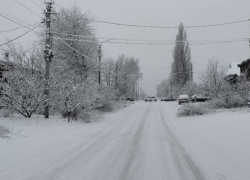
top-left (126, 97), bottom-right (134, 101)
top-left (145, 96), bottom-right (157, 102)
top-left (191, 94), bottom-right (211, 102)
top-left (150, 96), bottom-right (157, 102)
top-left (161, 98), bottom-right (171, 101)
top-left (178, 94), bottom-right (189, 105)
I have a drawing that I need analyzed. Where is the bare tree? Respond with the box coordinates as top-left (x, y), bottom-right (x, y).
top-left (199, 58), bottom-right (227, 98)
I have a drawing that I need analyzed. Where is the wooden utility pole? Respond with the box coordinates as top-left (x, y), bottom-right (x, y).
top-left (191, 63), bottom-right (193, 82)
top-left (98, 45), bottom-right (101, 84)
top-left (115, 61), bottom-right (118, 90)
top-left (44, 1), bottom-right (53, 119)
top-left (137, 84), bottom-right (140, 100)
top-left (171, 81), bottom-right (173, 100)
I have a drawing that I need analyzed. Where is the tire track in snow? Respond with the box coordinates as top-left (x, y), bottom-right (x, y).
top-left (23, 103), bottom-right (147, 180)
top-left (116, 104), bottom-right (150, 180)
top-left (159, 107), bottom-right (208, 180)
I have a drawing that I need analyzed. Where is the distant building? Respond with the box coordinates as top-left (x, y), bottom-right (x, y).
top-left (237, 59), bottom-right (250, 79)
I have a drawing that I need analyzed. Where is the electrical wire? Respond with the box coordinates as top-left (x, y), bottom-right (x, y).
top-left (54, 35), bottom-right (96, 61)
top-left (0, 13), bottom-right (42, 33)
top-left (14, 0), bottom-right (43, 18)
top-left (55, 13), bottom-right (250, 29)
top-left (52, 34), bottom-right (249, 45)
top-left (92, 19), bottom-right (250, 29)
top-left (52, 31), bottom-right (248, 43)
top-left (0, 10), bottom-right (30, 25)
top-left (30, 0), bottom-right (43, 9)
top-left (0, 23), bottom-right (42, 47)
top-left (0, 23), bottom-right (41, 34)
top-left (104, 39), bottom-right (248, 45)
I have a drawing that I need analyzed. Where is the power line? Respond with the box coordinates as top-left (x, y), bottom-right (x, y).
top-left (0, 23), bottom-right (42, 47)
top-left (0, 23), bottom-right (41, 34)
top-left (30, 0), bottom-right (43, 9)
top-left (91, 19), bottom-right (250, 29)
top-left (52, 33), bottom-right (249, 45)
top-left (0, 13), bottom-right (41, 33)
top-left (14, 0), bottom-right (43, 18)
top-left (54, 13), bottom-right (250, 29)
top-left (0, 10), bottom-right (29, 25)
top-left (105, 39), bottom-right (248, 45)
top-left (54, 35), bottom-right (97, 62)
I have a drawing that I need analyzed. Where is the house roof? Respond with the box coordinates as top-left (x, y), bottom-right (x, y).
top-left (226, 68), bottom-right (240, 76)
top-left (237, 59), bottom-right (250, 67)
top-left (229, 62), bottom-right (241, 68)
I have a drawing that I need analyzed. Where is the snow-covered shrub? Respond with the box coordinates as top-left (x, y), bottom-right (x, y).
top-left (177, 103), bottom-right (213, 117)
top-left (0, 125), bottom-right (11, 138)
top-left (208, 95), bottom-right (247, 109)
top-left (0, 66), bottom-right (47, 118)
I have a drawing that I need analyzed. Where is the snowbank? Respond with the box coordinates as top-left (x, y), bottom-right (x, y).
top-left (165, 102), bottom-right (250, 180)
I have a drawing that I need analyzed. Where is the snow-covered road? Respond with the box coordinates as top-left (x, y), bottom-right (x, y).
top-left (1, 101), bottom-right (250, 180)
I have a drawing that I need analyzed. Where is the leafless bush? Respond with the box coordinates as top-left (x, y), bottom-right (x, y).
top-left (177, 103), bottom-right (213, 117)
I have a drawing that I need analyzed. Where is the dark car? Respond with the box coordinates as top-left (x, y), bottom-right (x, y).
top-left (191, 94), bottom-right (210, 102)
top-left (126, 97), bottom-right (134, 101)
top-left (161, 98), bottom-right (170, 101)
top-left (178, 94), bottom-right (189, 105)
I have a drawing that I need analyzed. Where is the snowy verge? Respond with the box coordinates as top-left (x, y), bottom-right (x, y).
top-left (0, 101), bottom-right (132, 174)
top-left (165, 102), bottom-right (250, 180)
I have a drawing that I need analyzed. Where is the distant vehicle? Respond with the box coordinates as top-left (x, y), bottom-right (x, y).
top-left (191, 94), bottom-right (211, 102)
top-left (145, 96), bottom-right (157, 102)
top-left (150, 97), bottom-right (157, 102)
top-left (178, 94), bottom-right (189, 105)
top-left (126, 97), bottom-right (134, 101)
top-left (161, 98), bottom-right (171, 101)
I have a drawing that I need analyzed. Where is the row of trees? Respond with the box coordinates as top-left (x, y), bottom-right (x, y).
top-left (0, 6), bottom-right (142, 120)
top-left (102, 55), bottom-right (142, 98)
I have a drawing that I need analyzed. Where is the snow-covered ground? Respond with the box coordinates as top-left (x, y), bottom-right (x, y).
top-left (0, 101), bottom-right (250, 180)
top-left (161, 102), bottom-right (250, 180)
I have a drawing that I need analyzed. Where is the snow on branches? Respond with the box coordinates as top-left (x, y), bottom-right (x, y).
top-left (0, 66), bottom-right (47, 118)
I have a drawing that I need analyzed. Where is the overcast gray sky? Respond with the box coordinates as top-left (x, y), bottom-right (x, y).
top-left (1, 0), bottom-right (250, 95)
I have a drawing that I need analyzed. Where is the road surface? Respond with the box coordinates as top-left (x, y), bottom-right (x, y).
top-left (0, 101), bottom-right (209, 180)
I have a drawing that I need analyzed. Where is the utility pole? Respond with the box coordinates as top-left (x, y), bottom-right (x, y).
top-left (191, 63), bottom-right (193, 82)
top-left (133, 82), bottom-right (135, 99)
top-left (136, 83), bottom-right (138, 100)
top-left (44, 1), bottom-right (53, 119)
top-left (98, 45), bottom-right (101, 84)
top-left (115, 62), bottom-right (118, 90)
top-left (98, 39), bottom-right (113, 85)
top-left (138, 84), bottom-right (140, 100)
top-left (171, 81), bottom-right (173, 100)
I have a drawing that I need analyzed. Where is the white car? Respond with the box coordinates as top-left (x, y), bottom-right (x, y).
top-left (178, 94), bottom-right (189, 105)
top-left (145, 96), bottom-right (157, 102)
